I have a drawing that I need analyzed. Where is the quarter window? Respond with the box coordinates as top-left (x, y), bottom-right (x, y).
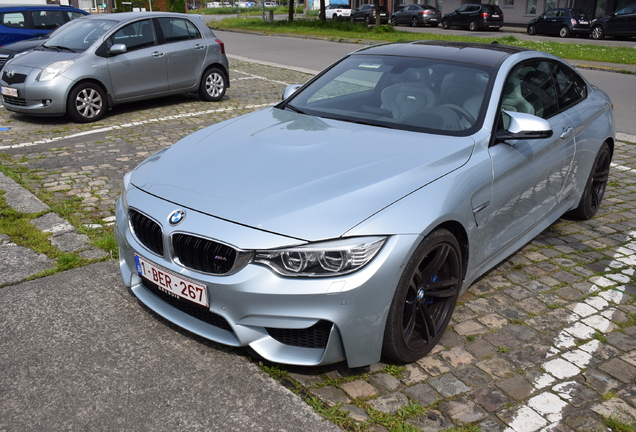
top-left (158, 18), bottom-right (201, 43)
top-left (1, 12), bottom-right (25, 29)
top-left (551, 63), bottom-right (586, 111)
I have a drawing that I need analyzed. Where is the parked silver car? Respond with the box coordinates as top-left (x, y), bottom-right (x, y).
top-left (115, 41), bottom-right (614, 368)
top-left (0, 12), bottom-right (229, 123)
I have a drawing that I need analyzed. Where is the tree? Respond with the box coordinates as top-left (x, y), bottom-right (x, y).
top-left (288, 0), bottom-right (294, 22)
top-left (319, 0), bottom-right (326, 21)
top-left (374, 0), bottom-right (381, 25)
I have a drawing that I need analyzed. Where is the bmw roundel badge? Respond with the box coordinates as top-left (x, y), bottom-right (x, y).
top-left (169, 210), bottom-right (186, 225)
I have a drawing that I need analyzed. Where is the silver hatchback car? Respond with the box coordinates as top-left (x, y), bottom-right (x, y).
top-left (0, 12), bottom-right (229, 123)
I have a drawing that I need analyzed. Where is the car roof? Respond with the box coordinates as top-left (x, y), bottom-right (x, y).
top-left (80, 11), bottom-right (203, 23)
top-left (0, 4), bottom-right (84, 10)
top-left (353, 41), bottom-right (529, 68)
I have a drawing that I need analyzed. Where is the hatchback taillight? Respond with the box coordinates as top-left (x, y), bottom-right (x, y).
top-left (215, 39), bottom-right (225, 55)
top-left (482, 12), bottom-right (489, 18)
top-left (571, 18), bottom-right (577, 25)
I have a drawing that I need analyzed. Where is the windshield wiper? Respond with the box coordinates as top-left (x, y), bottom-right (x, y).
top-left (283, 103), bottom-right (306, 115)
top-left (43, 45), bottom-right (76, 53)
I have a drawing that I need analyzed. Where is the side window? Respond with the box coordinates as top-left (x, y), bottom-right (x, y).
top-left (158, 18), bottom-right (200, 43)
top-left (457, 5), bottom-right (468, 12)
top-left (551, 63), bottom-right (586, 111)
top-left (544, 10), bottom-right (556, 18)
top-left (65, 11), bottom-right (86, 21)
top-left (109, 20), bottom-right (156, 52)
top-left (31, 10), bottom-right (66, 30)
top-left (501, 61), bottom-right (558, 120)
top-left (1, 12), bottom-right (26, 29)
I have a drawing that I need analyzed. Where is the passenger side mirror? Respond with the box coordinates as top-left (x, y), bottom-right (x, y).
top-left (496, 110), bottom-right (553, 143)
top-left (282, 84), bottom-right (302, 100)
top-left (109, 43), bottom-right (127, 55)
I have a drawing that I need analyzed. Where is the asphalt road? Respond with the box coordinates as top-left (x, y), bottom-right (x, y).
top-left (213, 29), bottom-right (636, 136)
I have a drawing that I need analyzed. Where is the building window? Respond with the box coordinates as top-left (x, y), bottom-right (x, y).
top-left (545, 0), bottom-right (557, 11)
top-left (504, 0), bottom-right (514, 6)
top-left (526, 0), bottom-right (536, 14)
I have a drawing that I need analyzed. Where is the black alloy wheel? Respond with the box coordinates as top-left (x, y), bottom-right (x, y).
top-left (382, 228), bottom-right (462, 363)
top-left (469, 19), bottom-right (478, 31)
top-left (591, 25), bottom-right (605, 39)
top-left (566, 142), bottom-right (611, 220)
top-left (391, 16), bottom-right (398, 26)
top-left (559, 26), bottom-right (570, 37)
top-left (442, 19), bottom-right (450, 29)
top-left (528, 24), bottom-right (536, 35)
top-left (411, 17), bottom-right (419, 27)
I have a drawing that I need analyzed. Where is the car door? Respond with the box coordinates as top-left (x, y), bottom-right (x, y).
top-left (106, 19), bottom-right (169, 100)
top-left (156, 17), bottom-right (207, 91)
top-left (480, 60), bottom-right (576, 260)
top-left (399, 5), bottom-right (413, 24)
top-left (536, 9), bottom-right (557, 34)
top-left (549, 9), bottom-right (567, 34)
top-left (611, 5), bottom-right (636, 35)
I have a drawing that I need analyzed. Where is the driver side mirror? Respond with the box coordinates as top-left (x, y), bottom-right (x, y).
top-left (496, 110), bottom-right (553, 143)
top-left (282, 84), bottom-right (302, 100)
top-left (109, 43), bottom-right (127, 55)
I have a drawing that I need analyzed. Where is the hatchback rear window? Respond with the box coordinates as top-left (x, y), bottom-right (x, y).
top-left (572, 9), bottom-right (587, 19)
top-left (484, 6), bottom-right (503, 14)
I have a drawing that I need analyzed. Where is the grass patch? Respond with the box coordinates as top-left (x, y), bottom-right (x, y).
top-left (384, 364), bottom-right (407, 379)
top-left (211, 18), bottom-right (636, 65)
top-left (441, 424), bottom-right (481, 432)
top-left (603, 415), bottom-right (636, 432)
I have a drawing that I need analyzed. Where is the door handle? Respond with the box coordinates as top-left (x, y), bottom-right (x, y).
top-left (194, 44), bottom-right (205, 50)
top-left (151, 51), bottom-right (165, 58)
top-left (560, 127), bottom-right (574, 139)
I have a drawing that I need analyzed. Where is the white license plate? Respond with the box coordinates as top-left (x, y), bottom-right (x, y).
top-left (135, 254), bottom-right (209, 307)
top-left (579, 20), bottom-right (588, 24)
top-left (491, 14), bottom-right (499, 17)
top-left (1, 86), bottom-right (17, 97)
top-left (430, 18), bottom-right (438, 21)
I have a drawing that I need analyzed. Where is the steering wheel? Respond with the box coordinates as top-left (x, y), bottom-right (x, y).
top-left (440, 104), bottom-right (475, 124)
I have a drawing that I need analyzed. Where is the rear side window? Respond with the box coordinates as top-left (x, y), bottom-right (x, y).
top-left (158, 17), bottom-right (201, 43)
top-left (31, 10), bottom-right (66, 30)
top-left (551, 63), bottom-right (586, 111)
top-left (1, 12), bottom-right (26, 29)
top-left (572, 9), bottom-right (587, 19)
top-left (66, 11), bottom-right (86, 20)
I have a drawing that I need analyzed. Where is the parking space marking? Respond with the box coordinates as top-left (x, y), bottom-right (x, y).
top-left (230, 68), bottom-right (291, 86)
top-left (0, 103), bottom-right (274, 150)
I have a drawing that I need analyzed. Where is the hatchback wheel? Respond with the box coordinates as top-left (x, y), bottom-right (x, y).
top-left (442, 19), bottom-right (450, 29)
top-left (411, 17), bottom-right (419, 27)
top-left (67, 83), bottom-right (107, 123)
top-left (469, 19), bottom-right (478, 31)
top-left (591, 25), bottom-right (605, 39)
top-left (559, 26), bottom-right (570, 38)
top-left (527, 24), bottom-right (536, 35)
top-left (566, 142), bottom-right (611, 220)
top-left (390, 16), bottom-right (398, 26)
top-left (382, 228), bottom-right (462, 363)
top-left (199, 67), bottom-right (227, 102)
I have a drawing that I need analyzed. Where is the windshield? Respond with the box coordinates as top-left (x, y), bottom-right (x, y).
top-left (281, 54), bottom-right (493, 135)
top-left (43, 18), bottom-right (117, 52)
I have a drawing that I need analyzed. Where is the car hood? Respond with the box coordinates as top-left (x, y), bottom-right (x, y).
top-left (130, 107), bottom-right (475, 241)
top-left (7, 49), bottom-right (79, 69)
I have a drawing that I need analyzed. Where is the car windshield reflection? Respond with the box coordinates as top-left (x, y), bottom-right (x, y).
top-left (281, 55), bottom-right (493, 136)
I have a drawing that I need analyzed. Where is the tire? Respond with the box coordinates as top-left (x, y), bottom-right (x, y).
top-left (350, 15), bottom-right (355, 22)
top-left (566, 142), bottom-right (611, 220)
top-left (198, 67), bottom-right (227, 102)
top-left (559, 26), bottom-right (570, 38)
top-left (442, 19), bottom-right (450, 29)
top-left (469, 20), bottom-right (478, 31)
top-left (66, 82), bottom-right (107, 123)
top-left (411, 17), bottom-right (419, 27)
top-left (527, 24), bottom-right (536, 35)
top-left (364, 15), bottom-right (370, 24)
top-left (591, 25), bottom-right (605, 40)
top-left (382, 228), bottom-right (462, 363)
top-left (390, 16), bottom-right (398, 26)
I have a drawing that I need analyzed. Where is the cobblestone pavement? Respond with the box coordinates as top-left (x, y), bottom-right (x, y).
top-left (2, 59), bottom-right (636, 432)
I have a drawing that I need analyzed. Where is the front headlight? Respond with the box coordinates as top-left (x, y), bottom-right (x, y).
top-left (36, 60), bottom-right (74, 82)
top-left (254, 236), bottom-right (386, 277)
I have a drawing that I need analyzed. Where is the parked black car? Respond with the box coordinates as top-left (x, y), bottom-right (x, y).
top-left (390, 4), bottom-right (441, 27)
top-left (0, 36), bottom-right (47, 71)
top-left (441, 4), bottom-right (503, 31)
top-left (527, 8), bottom-right (590, 38)
top-left (350, 4), bottom-right (389, 24)
top-left (590, 3), bottom-right (636, 39)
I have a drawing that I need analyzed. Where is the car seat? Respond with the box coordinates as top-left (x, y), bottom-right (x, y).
top-left (381, 69), bottom-right (436, 120)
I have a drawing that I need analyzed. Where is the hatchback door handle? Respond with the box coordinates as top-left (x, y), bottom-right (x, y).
top-left (151, 51), bottom-right (165, 58)
top-left (194, 44), bottom-right (205, 50)
top-left (560, 127), bottom-right (574, 139)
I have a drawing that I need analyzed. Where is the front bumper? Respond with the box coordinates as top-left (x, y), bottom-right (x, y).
top-left (115, 186), bottom-right (419, 368)
top-left (0, 67), bottom-right (71, 116)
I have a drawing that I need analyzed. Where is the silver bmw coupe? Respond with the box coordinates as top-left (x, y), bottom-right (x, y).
top-left (115, 41), bottom-right (614, 368)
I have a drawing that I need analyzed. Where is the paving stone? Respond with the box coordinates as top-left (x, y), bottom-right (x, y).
top-left (405, 410), bottom-right (448, 431)
top-left (367, 391), bottom-right (408, 414)
top-left (416, 356), bottom-right (451, 376)
top-left (438, 329), bottom-right (462, 347)
top-left (402, 383), bottom-right (439, 407)
top-left (484, 331), bottom-right (522, 348)
top-left (497, 405), bottom-right (548, 432)
top-left (477, 313), bottom-right (509, 330)
top-left (465, 339), bottom-right (498, 359)
top-left (591, 398), bottom-right (636, 423)
top-left (454, 365), bottom-right (493, 388)
top-left (476, 357), bottom-right (516, 381)
top-left (492, 375), bottom-right (534, 401)
top-left (288, 371), bottom-right (324, 387)
top-left (427, 373), bottom-right (471, 398)
top-left (583, 369), bottom-right (621, 394)
top-left (341, 380), bottom-right (377, 399)
top-left (599, 358), bottom-right (636, 384)
top-left (617, 385), bottom-right (636, 407)
top-left (0, 171), bottom-right (50, 213)
top-left (440, 398), bottom-right (488, 423)
top-left (30, 212), bottom-right (75, 235)
top-left (368, 373), bottom-right (400, 394)
top-left (553, 381), bottom-right (603, 408)
top-left (439, 347), bottom-right (475, 368)
top-left (399, 364), bottom-right (429, 386)
top-left (474, 386), bottom-right (513, 412)
top-left (453, 320), bottom-right (487, 336)
top-left (527, 391), bottom-right (570, 423)
top-left (0, 234), bottom-right (56, 285)
top-left (605, 332), bottom-right (636, 351)
top-left (342, 404), bottom-right (370, 422)
top-left (309, 386), bottom-right (350, 407)
top-left (50, 232), bottom-right (91, 253)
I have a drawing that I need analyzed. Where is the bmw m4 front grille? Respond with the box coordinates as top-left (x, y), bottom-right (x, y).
top-left (172, 234), bottom-right (237, 275)
top-left (129, 209), bottom-right (164, 256)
